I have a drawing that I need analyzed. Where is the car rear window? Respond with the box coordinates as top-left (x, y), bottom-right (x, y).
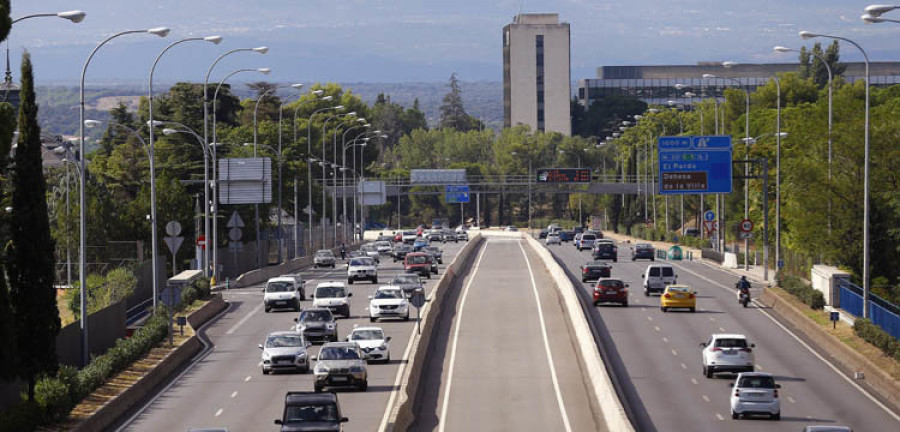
top-left (582, 234), bottom-right (596, 240)
top-left (738, 376), bottom-right (775, 389)
top-left (662, 267), bottom-right (674, 277)
top-left (714, 338), bottom-right (748, 348)
top-left (598, 280), bottom-right (624, 289)
top-left (649, 268), bottom-right (660, 277)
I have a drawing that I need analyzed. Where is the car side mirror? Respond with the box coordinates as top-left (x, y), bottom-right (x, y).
top-left (348, 292), bottom-right (353, 297)
top-left (311, 355), bottom-right (317, 361)
top-left (310, 294), bottom-right (315, 299)
top-left (275, 419), bottom-right (283, 425)
top-left (750, 343), bottom-right (755, 348)
top-left (368, 295), bottom-right (373, 300)
top-left (340, 417), bottom-right (349, 423)
top-left (625, 284), bottom-right (630, 288)
top-left (293, 318), bottom-right (299, 323)
top-left (385, 336), bottom-right (392, 342)
top-left (262, 288), bottom-right (266, 293)
top-left (775, 384), bottom-right (781, 389)
top-left (258, 344), bottom-right (264, 349)
top-left (699, 342), bottom-right (707, 348)
top-left (345, 336), bottom-right (350, 341)
top-left (693, 291), bottom-right (698, 295)
top-left (729, 383), bottom-right (735, 388)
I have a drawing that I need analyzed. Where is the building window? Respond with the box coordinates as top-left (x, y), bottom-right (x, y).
top-left (536, 34), bottom-right (545, 132)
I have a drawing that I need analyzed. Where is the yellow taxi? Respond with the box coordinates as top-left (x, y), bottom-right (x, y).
top-left (660, 284), bottom-right (696, 312)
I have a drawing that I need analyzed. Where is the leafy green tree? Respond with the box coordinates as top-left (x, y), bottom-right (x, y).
top-left (0, 0), bottom-right (9, 43)
top-left (440, 73), bottom-right (473, 131)
top-left (64, 268), bottom-right (136, 316)
top-left (8, 52), bottom-right (60, 399)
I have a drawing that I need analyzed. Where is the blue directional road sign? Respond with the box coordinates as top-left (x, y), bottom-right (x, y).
top-left (704, 210), bottom-right (716, 222)
top-left (445, 185), bottom-right (470, 203)
top-left (658, 135), bottom-right (733, 195)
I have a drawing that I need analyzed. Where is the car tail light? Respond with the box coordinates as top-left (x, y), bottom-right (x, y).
top-left (583, 268), bottom-right (589, 274)
top-left (740, 347), bottom-right (753, 353)
top-left (613, 247), bottom-right (618, 253)
top-left (664, 293), bottom-right (671, 298)
top-left (711, 347), bottom-right (722, 352)
top-left (689, 293), bottom-right (696, 299)
top-left (773, 389), bottom-right (779, 398)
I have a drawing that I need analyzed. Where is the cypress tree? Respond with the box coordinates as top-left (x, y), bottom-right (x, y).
top-left (0, 102), bottom-right (14, 380)
top-left (8, 52), bottom-right (60, 400)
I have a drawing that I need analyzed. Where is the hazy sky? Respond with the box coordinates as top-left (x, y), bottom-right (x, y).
top-left (7, 1), bottom-right (899, 85)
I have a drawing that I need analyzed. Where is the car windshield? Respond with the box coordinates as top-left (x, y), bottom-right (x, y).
top-left (589, 261), bottom-right (607, 266)
top-left (284, 402), bottom-right (339, 423)
top-left (636, 244), bottom-right (652, 249)
top-left (316, 251), bottom-right (333, 258)
top-left (316, 286), bottom-right (345, 298)
top-left (360, 245), bottom-right (376, 252)
top-left (582, 234), bottom-right (596, 240)
top-left (738, 375), bottom-right (775, 389)
top-left (266, 334), bottom-right (304, 348)
top-left (597, 244), bottom-right (614, 250)
top-left (351, 329), bottom-right (385, 341)
top-left (714, 338), bottom-right (748, 348)
top-left (393, 275), bottom-right (420, 284)
top-left (374, 289), bottom-right (403, 299)
top-left (424, 247), bottom-right (440, 253)
top-left (408, 255), bottom-right (428, 264)
top-left (403, 231), bottom-right (416, 236)
top-left (349, 258), bottom-right (373, 266)
top-left (301, 310), bottom-right (332, 322)
top-left (319, 346), bottom-right (360, 360)
top-left (375, 241), bottom-right (390, 248)
top-left (598, 280), bottom-right (624, 289)
top-left (266, 281), bottom-right (292, 293)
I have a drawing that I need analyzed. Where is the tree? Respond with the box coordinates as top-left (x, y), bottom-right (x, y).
top-left (0, 1), bottom-right (9, 43)
top-left (0, 102), bottom-right (15, 380)
top-left (8, 52), bottom-right (60, 400)
top-left (439, 73), bottom-right (472, 131)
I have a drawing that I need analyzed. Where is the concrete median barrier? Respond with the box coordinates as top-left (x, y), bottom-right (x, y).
top-left (385, 234), bottom-right (485, 431)
top-left (523, 235), bottom-right (636, 432)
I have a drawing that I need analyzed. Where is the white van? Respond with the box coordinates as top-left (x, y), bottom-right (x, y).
top-left (642, 264), bottom-right (677, 296)
top-left (263, 276), bottom-right (306, 313)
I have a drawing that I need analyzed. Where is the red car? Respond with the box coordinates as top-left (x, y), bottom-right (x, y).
top-left (404, 252), bottom-right (433, 278)
top-left (593, 278), bottom-right (629, 307)
top-left (393, 232), bottom-right (403, 243)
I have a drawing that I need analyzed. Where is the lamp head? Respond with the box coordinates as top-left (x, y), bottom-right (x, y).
top-left (84, 119), bottom-right (102, 128)
top-left (612, 132), bottom-right (621, 138)
top-left (364, 123), bottom-right (371, 128)
top-left (648, 108), bottom-right (660, 114)
top-left (334, 105), bottom-right (345, 110)
top-left (380, 134), bottom-right (387, 139)
top-left (357, 118), bottom-right (366, 123)
top-left (684, 92), bottom-right (697, 97)
top-left (162, 128), bottom-right (179, 136)
top-left (322, 95), bottom-right (334, 101)
top-left (346, 111), bottom-right (357, 117)
top-left (702, 73), bottom-right (717, 79)
top-left (290, 83), bottom-right (304, 89)
top-left (312, 90), bottom-right (325, 96)
top-left (722, 61), bottom-right (738, 68)
top-left (257, 68), bottom-right (271, 74)
top-left (58, 10), bottom-right (86, 23)
top-left (373, 130), bottom-right (382, 134)
top-left (147, 27), bottom-right (171, 37)
top-left (777, 132), bottom-right (789, 138)
top-left (558, 150), bottom-right (565, 154)
top-left (634, 115), bottom-right (643, 120)
top-left (773, 45), bottom-right (792, 53)
top-left (799, 30), bottom-right (818, 40)
top-left (146, 120), bottom-right (165, 128)
top-left (862, 13), bottom-right (883, 23)
top-left (204, 36), bottom-right (224, 44)
top-left (864, 4), bottom-right (899, 17)
top-left (253, 46), bottom-right (269, 54)
top-left (667, 100), bottom-right (677, 106)
top-left (674, 84), bottom-right (687, 90)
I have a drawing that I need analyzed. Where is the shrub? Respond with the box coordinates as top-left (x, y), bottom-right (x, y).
top-left (181, 284), bottom-right (199, 307)
top-left (0, 400), bottom-right (41, 432)
top-left (34, 375), bottom-right (71, 422)
top-left (779, 275), bottom-right (825, 310)
top-left (854, 318), bottom-right (898, 358)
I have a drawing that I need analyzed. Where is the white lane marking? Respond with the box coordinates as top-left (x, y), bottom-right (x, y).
top-left (662, 337), bottom-right (669, 343)
top-left (225, 302), bottom-right (264, 335)
top-left (787, 396), bottom-right (796, 404)
top-left (434, 240), bottom-right (491, 432)
top-left (708, 317), bottom-right (715, 322)
top-left (244, 375), bottom-right (251, 382)
top-left (669, 261), bottom-right (900, 422)
top-left (257, 361), bottom-right (262, 367)
top-left (654, 326), bottom-right (661, 332)
top-left (215, 408), bottom-right (223, 417)
top-left (719, 327), bottom-right (726, 332)
top-left (231, 391), bottom-right (238, 398)
top-left (680, 363), bottom-right (687, 370)
top-left (702, 395), bottom-right (710, 403)
top-left (517, 241), bottom-right (573, 432)
top-left (757, 364), bottom-right (763, 371)
top-left (691, 378), bottom-right (699, 385)
top-left (716, 413), bottom-right (724, 421)
top-left (647, 316), bottom-right (654, 322)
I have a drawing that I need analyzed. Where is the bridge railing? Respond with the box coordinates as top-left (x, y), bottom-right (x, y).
top-left (839, 279), bottom-right (900, 339)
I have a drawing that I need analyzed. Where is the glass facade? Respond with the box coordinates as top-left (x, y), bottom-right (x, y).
top-left (536, 34), bottom-right (545, 132)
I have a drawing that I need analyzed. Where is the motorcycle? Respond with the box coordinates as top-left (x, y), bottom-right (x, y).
top-left (738, 290), bottom-right (750, 307)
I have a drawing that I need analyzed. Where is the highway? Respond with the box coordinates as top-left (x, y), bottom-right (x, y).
top-left (117, 240), bottom-right (468, 432)
top-left (546, 237), bottom-right (900, 431)
top-left (412, 237), bottom-right (601, 432)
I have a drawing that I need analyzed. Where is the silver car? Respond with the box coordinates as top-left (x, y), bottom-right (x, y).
top-left (259, 331), bottom-right (311, 374)
top-left (314, 250), bottom-right (336, 268)
top-left (313, 342), bottom-right (368, 392)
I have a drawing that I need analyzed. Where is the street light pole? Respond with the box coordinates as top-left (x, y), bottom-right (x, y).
top-left (79, 27), bottom-right (169, 366)
top-left (306, 104), bottom-right (340, 252)
top-left (801, 31), bottom-right (871, 318)
top-left (289, 90), bottom-right (327, 255)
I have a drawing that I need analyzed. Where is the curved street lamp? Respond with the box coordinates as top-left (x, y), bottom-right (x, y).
top-left (12, 10), bottom-right (86, 24)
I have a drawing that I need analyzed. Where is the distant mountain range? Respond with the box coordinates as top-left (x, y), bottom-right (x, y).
top-left (35, 81), bottom-right (504, 137)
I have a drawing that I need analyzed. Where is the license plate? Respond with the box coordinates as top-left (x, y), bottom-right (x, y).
top-left (331, 376), bottom-right (348, 382)
top-left (674, 294), bottom-right (684, 298)
top-left (723, 350), bottom-right (737, 355)
top-left (276, 301), bottom-right (286, 305)
top-left (605, 290), bottom-right (618, 294)
top-left (278, 360), bottom-right (293, 365)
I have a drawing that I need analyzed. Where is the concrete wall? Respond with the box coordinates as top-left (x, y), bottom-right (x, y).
top-left (811, 265), bottom-right (852, 307)
top-left (56, 301), bottom-right (127, 368)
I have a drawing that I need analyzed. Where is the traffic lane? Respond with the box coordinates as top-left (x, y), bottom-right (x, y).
top-left (123, 240), bottom-right (466, 431)
top-left (419, 239), bottom-right (599, 432)
top-left (550, 242), bottom-right (899, 431)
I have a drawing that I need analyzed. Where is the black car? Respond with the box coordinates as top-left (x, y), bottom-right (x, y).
top-left (293, 308), bottom-right (338, 343)
top-left (390, 274), bottom-right (425, 297)
top-left (580, 261), bottom-right (612, 282)
top-left (392, 244), bottom-right (413, 262)
top-left (631, 243), bottom-right (655, 261)
top-left (275, 391), bottom-right (348, 432)
top-left (539, 229), bottom-right (548, 239)
top-left (592, 242), bottom-right (618, 262)
top-left (423, 246), bottom-right (443, 264)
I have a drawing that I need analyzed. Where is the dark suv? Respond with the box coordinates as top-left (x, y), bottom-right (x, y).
top-left (275, 391), bottom-right (348, 431)
top-left (592, 241), bottom-right (618, 262)
top-left (294, 308), bottom-right (338, 343)
top-left (631, 243), bottom-right (655, 261)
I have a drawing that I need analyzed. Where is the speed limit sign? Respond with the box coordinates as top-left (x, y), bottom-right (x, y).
top-left (740, 219), bottom-right (754, 233)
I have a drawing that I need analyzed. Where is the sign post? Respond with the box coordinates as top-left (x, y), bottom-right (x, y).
top-left (444, 185), bottom-right (470, 204)
top-left (658, 136), bottom-right (733, 194)
top-left (410, 291), bottom-right (426, 335)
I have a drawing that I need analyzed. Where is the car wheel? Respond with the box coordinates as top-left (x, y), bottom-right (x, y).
top-left (690, 307), bottom-right (695, 313)
top-left (348, 278), bottom-right (354, 285)
top-left (262, 368), bottom-right (269, 375)
top-left (644, 290), bottom-right (649, 297)
top-left (359, 381), bottom-right (368, 392)
top-left (264, 306), bottom-right (271, 313)
top-left (370, 316), bottom-right (377, 323)
top-left (731, 410), bottom-right (739, 420)
top-left (661, 307), bottom-right (667, 312)
top-left (582, 278), bottom-right (587, 283)
top-left (613, 258), bottom-right (618, 263)
top-left (622, 301), bottom-right (628, 307)
top-left (651, 257), bottom-right (655, 261)
top-left (427, 273), bottom-right (431, 279)
top-left (331, 264), bottom-right (336, 268)
top-left (771, 412), bottom-right (780, 420)
top-left (300, 292), bottom-right (306, 301)
top-left (385, 353), bottom-right (391, 363)
top-left (295, 303), bottom-right (301, 312)
top-left (372, 277), bottom-right (378, 284)
top-left (706, 366), bottom-right (714, 378)
top-left (314, 384), bottom-right (322, 393)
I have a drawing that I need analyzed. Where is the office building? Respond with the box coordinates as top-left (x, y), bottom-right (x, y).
top-left (577, 62), bottom-right (900, 108)
top-left (503, 13), bottom-right (571, 135)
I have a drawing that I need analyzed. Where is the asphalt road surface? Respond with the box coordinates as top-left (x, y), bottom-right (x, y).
top-left (546, 237), bottom-right (900, 432)
top-left (117, 240), bottom-right (468, 432)
top-left (412, 237), bottom-right (601, 432)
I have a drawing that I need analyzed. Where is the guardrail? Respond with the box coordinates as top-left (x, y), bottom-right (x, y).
top-left (125, 298), bottom-right (154, 326)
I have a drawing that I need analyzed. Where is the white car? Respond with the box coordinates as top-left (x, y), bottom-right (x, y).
top-left (730, 372), bottom-right (781, 420)
top-left (401, 230), bottom-right (418, 243)
top-left (576, 233), bottom-right (598, 251)
top-left (369, 286), bottom-right (410, 322)
top-left (314, 250), bottom-right (336, 268)
top-left (359, 244), bottom-right (381, 263)
top-left (312, 282), bottom-right (352, 318)
top-left (545, 232), bottom-right (561, 245)
top-left (642, 263), bottom-right (677, 296)
top-left (374, 240), bottom-right (393, 255)
top-left (263, 276), bottom-right (305, 313)
top-left (347, 326), bottom-right (391, 363)
top-left (347, 257), bottom-right (378, 284)
top-left (700, 333), bottom-right (755, 378)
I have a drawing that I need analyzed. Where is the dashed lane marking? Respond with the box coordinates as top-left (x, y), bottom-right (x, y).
top-left (787, 396), bottom-right (796, 404)
top-left (654, 326), bottom-right (660, 332)
top-left (672, 349), bottom-right (678, 356)
top-left (691, 378), bottom-right (699, 385)
top-left (244, 376), bottom-right (251, 382)
top-left (215, 408), bottom-right (223, 417)
top-left (715, 414), bottom-right (725, 421)
top-left (680, 363), bottom-right (687, 370)
top-left (231, 391), bottom-right (238, 398)
top-left (662, 337), bottom-right (669, 343)
top-left (702, 395), bottom-right (710, 403)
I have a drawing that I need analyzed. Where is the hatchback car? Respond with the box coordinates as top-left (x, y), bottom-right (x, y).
top-left (660, 284), bottom-right (696, 312)
top-left (313, 342), bottom-right (368, 392)
top-left (631, 243), bottom-right (655, 261)
top-left (347, 326), bottom-right (391, 363)
top-left (369, 286), bottom-right (411, 322)
top-left (592, 241), bottom-right (618, 262)
top-left (593, 278), bottom-right (628, 307)
top-left (700, 333), bottom-right (755, 378)
top-left (576, 233), bottom-right (598, 251)
top-left (730, 372), bottom-right (781, 420)
top-left (260, 331), bottom-right (311, 374)
top-left (314, 250), bottom-right (336, 268)
top-left (580, 261), bottom-right (611, 282)
top-left (546, 232), bottom-right (561, 245)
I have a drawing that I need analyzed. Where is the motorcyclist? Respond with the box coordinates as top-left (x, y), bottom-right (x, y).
top-left (737, 276), bottom-right (751, 300)
top-left (340, 242), bottom-right (347, 260)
